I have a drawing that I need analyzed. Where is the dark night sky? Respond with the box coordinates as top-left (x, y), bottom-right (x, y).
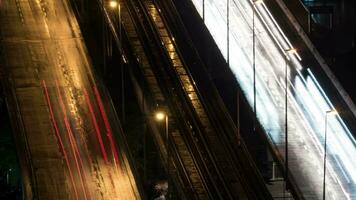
top-left (307, 0), bottom-right (356, 101)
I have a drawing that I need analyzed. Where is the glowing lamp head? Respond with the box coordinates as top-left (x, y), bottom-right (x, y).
top-left (155, 112), bottom-right (166, 121)
top-left (286, 48), bottom-right (297, 54)
top-left (253, 0), bottom-right (263, 5)
top-left (109, 1), bottom-right (118, 8)
top-left (327, 109), bottom-right (338, 115)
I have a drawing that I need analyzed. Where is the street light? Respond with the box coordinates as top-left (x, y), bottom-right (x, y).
top-left (252, 0), bottom-right (262, 133)
top-left (155, 111), bottom-right (166, 121)
top-left (109, 0), bottom-right (118, 8)
top-left (155, 111), bottom-right (170, 198)
top-left (323, 109), bottom-right (338, 200)
top-left (227, 0), bottom-right (230, 67)
top-left (286, 48), bottom-right (297, 55)
top-left (284, 48), bottom-right (297, 188)
top-left (109, 1), bottom-right (125, 123)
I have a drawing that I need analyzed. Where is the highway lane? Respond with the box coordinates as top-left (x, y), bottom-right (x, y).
top-left (0, 0), bottom-right (140, 199)
top-left (191, 0), bottom-right (356, 199)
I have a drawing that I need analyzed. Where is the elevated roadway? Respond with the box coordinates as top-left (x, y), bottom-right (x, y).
top-left (0, 0), bottom-right (141, 199)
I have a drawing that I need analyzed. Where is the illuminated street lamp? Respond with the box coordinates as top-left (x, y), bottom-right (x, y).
top-left (284, 48), bottom-right (297, 188)
top-left (155, 111), bottom-right (170, 198)
top-left (155, 111), bottom-right (166, 121)
top-left (323, 109), bottom-right (338, 200)
top-left (286, 48), bottom-right (297, 55)
top-left (109, 0), bottom-right (118, 8)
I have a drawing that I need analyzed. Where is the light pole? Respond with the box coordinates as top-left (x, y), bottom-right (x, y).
top-left (227, 0), bottom-right (229, 66)
top-left (106, 1), bottom-right (119, 76)
top-left (118, 3), bottom-right (124, 124)
top-left (323, 109), bottom-right (337, 200)
top-left (156, 111), bottom-right (170, 198)
top-left (252, 0), bottom-right (263, 132)
top-left (284, 48), bottom-right (297, 188)
top-left (203, 0), bottom-right (205, 22)
top-left (109, 0), bottom-right (125, 123)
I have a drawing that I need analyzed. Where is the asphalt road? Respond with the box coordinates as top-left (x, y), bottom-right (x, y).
top-left (0, 0), bottom-right (140, 199)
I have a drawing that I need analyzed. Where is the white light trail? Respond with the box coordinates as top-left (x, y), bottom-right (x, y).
top-left (190, 0), bottom-right (356, 198)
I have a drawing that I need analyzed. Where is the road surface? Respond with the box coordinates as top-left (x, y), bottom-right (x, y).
top-left (0, 0), bottom-right (140, 199)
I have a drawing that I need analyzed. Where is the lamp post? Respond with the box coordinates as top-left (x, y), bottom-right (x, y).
top-left (118, 3), bottom-right (124, 124)
top-left (156, 111), bottom-right (170, 198)
top-left (227, 0), bottom-right (229, 66)
top-left (323, 109), bottom-right (337, 200)
top-left (284, 48), bottom-right (297, 188)
top-left (252, 0), bottom-right (263, 132)
top-left (203, 0), bottom-right (205, 22)
top-left (109, 1), bottom-right (125, 123)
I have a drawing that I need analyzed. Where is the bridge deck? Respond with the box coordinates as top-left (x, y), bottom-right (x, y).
top-left (0, 0), bottom-right (140, 199)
